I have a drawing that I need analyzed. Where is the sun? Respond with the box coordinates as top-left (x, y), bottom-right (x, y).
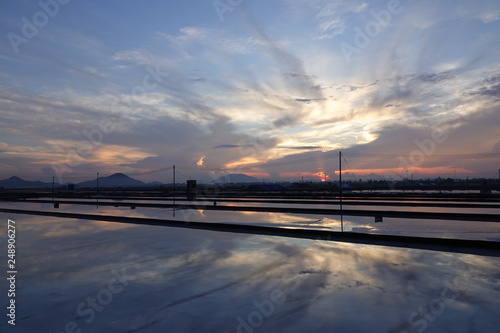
top-left (315, 171), bottom-right (329, 182)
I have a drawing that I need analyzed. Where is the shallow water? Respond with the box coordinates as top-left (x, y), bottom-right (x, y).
top-left (2, 199), bottom-right (500, 241)
top-left (0, 212), bottom-right (499, 332)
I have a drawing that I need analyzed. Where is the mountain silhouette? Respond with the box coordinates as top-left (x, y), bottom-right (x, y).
top-left (0, 176), bottom-right (53, 189)
top-left (77, 173), bottom-right (145, 188)
top-left (214, 173), bottom-right (259, 183)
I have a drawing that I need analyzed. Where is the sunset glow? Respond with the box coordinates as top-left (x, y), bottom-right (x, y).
top-left (0, 0), bottom-right (499, 183)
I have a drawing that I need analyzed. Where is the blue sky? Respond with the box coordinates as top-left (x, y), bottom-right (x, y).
top-left (1, 0), bottom-right (499, 183)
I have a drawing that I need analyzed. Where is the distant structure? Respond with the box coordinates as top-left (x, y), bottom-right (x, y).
top-left (187, 180), bottom-right (197, 200)
top-left (246, 184), bottom-right (285, 191)
top-left (187, 180), bottom-right (197, 192)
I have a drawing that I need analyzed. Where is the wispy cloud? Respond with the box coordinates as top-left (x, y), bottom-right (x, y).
top-left (1, 0), bottom-right (499, 180)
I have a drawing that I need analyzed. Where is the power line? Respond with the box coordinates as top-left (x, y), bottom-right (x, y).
top-left (342, 154), bottom-right (358, 182)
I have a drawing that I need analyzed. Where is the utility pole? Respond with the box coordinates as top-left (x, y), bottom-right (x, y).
top-left (173, 165), bottom-right (176, 205)
top-left (52, 176), bottom-right (55, 202)
top-left (339, 151), bottom-right (343, 232)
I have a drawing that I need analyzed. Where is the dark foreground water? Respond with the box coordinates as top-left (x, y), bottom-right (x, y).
top-left (0, 211), bottom-right (499, 332)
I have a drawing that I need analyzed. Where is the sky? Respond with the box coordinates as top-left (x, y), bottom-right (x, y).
top-left (0, 0), bottom-right (499, 183)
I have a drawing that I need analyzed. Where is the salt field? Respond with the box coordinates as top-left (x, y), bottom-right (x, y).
top-left (3, 0), bottom-right (500, 331)
top-left (1, 211), bottom-right (500, 332)
top-left (2, 198), bottom-right (500, 241)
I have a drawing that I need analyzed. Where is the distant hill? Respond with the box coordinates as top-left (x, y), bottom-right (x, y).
top-left (214, 173), bottom-right (259, 183)
top-left (1, 173), bottom-right (258, 189)
top-left (0, 176), bottom-right (54, 189)
top-left (77, 173), bottom-right (146, 188)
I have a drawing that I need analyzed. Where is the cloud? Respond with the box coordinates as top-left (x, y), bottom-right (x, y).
top-left (2, 0), bottom-right (500, 181)
top-left (240, 12), bottom-right (326, 129)
top-left (469, 85), bottom-right (500, 98)
top-left (478, 10), bottom-right (500, 23)
top-left (284, 0), bottom-right (368, 40)
top-left (295, 98), bottom-right (326, 103)
top-left (0, 82), bottom-right (271, 181)
top-left (278, 146), bottom-right (325, 150)
top-left (412, 71), bottom-right (455, 84)
top-left (466, 74), bottom-right (500, 98)
top-left (112, 49), bottom-right (157, 67)
top-left (314, 18), bottom-right (346, 40)
top-left (243, 101), bottom-right (500, 179)
top-left (213, 144), bottom-right (247, 149)
top-left (157, 26), bottom-right (256, 56)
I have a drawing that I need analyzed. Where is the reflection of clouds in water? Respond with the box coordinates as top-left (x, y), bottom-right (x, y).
top-left (351, 225), bottom-right (378, 233)
top-left (15, 215), bottom-right (137, 263)
top-left (262, 242), bottom-right (497, 333)
top-left (2, 213), bottom-right (499, 332)
top-left (5, 201), bottom-right (500, 241)
top-left (41, 219), bottom-right (135, 238)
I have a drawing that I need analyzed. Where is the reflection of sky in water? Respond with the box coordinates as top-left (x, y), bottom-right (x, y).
top-left (2, 201), bottom-right (500, 241)
top-left (0, 213), bottom-right (499, 332)
top-left (25, 197), bottom-right (500, 214)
